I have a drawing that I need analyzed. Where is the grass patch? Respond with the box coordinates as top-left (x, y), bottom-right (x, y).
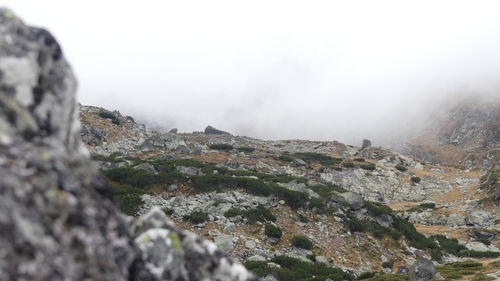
top-left (343, 162), bottom-right (355, 168)
top-left (436, 261), bottom-right (484, 280)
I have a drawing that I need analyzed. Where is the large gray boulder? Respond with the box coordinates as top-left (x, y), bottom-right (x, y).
top-left (0, 8), bottom-right (257, 281)
top-left (205, 125), bottom-right (232, 135)
top-left (410, 251), bottom-right (436, 281)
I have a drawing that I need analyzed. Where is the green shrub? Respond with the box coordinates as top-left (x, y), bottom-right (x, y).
top-left (115, 193), bottom-right (143, 216)
top-left (265, 223), bottom-right (283, 238)
top-left (163, 208), bottom-right (175, 215)
top-left (395, 165), bottom-right (407, 172)
top-left (103, 167), bottom-right (158, 189)
top-left (183, 211), bottom-right (209, 224)
top-left (365, 201), bottom-right (393, 216)
top-left (419, 202), bottom-right (435, 209)
top-left (294, 152), bottom-right (342, 166)
top-left (245, 256), bottom-right (353, 281)
top-left (298, 214), bottom-right (310, 223)
top-left (353, 158), bottom-right (365, 162)
top-left (360, 163), bottom-right (376, 171)
top-left (291, 235), bottom-right (313, 250)
top-left (392, 216), bottom-right (436, 249)
top-left (306, 254), bottom-right (316, 262)
top-left (98, 111), bottom-right (121, 125)
top-left (357, 272), bottom-right (376, 280)
top-left (343, 162), bottom-right (355, 168)
top-left (246, 205), bottom-right (276, 223)
top-left (209, 144), bottom-right (234, 151)
top-left (275, 154), bottom-right (293, 162)
top-left (224, 208), bottom-right (245, 217)
top-left (237, 146), bottom-right (255, 153)
top-left (382, 260), bottom-right (394, 269)
top-left (410, 176), bottom-right (421, 183)
top-left (224, 205), bottom-right (276, 223)
top-left (475, 238), bottom-right (491, 246)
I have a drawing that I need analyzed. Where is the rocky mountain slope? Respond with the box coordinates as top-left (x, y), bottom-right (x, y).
top-left (80, 101), bottom-right (500, 280)
top-left (0, 8), bottom-right (256, 281)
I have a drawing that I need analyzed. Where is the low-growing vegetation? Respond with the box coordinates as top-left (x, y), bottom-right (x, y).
top-left (294, 152), bottom-right (342, 166)
top-left (245, 256), bottom-right (353, 281)
top-left (209, 144), bottom-right (234, 151)
top-left (183, 210), bottom-right (209, 224)
top-left (359, 163), bottom-right (376, 171)
top-left (395, 165), bottom-right (407, 172)
top-left (410, 176), bottom-right (421, 183)
top-left (98, 111), bottom-right (121, 125)
top-left (342, 162), bottom-right (355, 168)
top-left (265, 223), bottom-right (283, 238)
top-left (291, 235), bottom-right (313, 250)
top-left (237, 146), bottom-right (255, 153)
top-left (224, 205), bottom-right (276, 223)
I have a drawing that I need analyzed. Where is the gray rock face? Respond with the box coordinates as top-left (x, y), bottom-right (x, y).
top-left (0, 9), bottom-right (257, 281)
top-left (0, 9), bottom-right (135, 280)
top-left (205, 125), bottom-right (232, 135)
top-left (362, 139), bottom-right (372, 149)
top-left (410, 251), bottom-right (436, 281)
top-left (466, 210), bottom-right (491, 227)
top-left (81, 124), bottom-right (106, 146)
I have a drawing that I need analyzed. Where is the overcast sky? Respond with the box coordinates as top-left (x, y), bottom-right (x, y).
top-left (3, 0), bottom-right (500, 145)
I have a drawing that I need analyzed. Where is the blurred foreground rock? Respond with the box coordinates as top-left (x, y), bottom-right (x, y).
top-left (0, 8), bottom-right (256, 281)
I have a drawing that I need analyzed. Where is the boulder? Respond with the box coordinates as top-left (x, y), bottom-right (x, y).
top-left (133, 162), bottom-right (158, 174)
top-left (81, 125), bottom-right (106, 146)
top-left (292, 158), bottom-right (307, 166)
top-left (169, 128), bottom-right (178, 133)
top-left (362, 139), bottom-right (372, 149)
top-left (214, 235), bottom-right (235, 253)
top-left (410, 251), bottom-right (436, 281)
top-left (205, 125), bottom-right (232, 135)
top-left (468, 229), bottom-right (497, 241)
top-left (466, 210), bottom-right (491, 227)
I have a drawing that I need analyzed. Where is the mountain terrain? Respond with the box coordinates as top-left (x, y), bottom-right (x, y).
top-left (80, 97), bottom-right (500, 280)
top-left (0, 7), bottom-right (499, 281)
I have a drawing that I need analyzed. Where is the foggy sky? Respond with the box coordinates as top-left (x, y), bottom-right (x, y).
top-left (3, 0), bottom-right (500, 145)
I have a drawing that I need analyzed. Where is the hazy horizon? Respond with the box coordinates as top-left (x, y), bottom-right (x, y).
top-left (4, 0), bottom-right (500, 145)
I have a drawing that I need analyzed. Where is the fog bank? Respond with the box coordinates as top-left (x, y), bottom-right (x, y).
top-left (4, 0), bottom-right (500, 145)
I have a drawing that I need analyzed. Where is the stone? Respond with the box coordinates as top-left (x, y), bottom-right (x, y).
top-left (247, 255), bottom-right (266, 262)
top-left (81, 125), bottom-right (106, 146)
top-left (261, 275), bottom-right (279, 281)
top-left (245, 240), bottom-right (257, 249)
top-left (362, 139), bottom-right (372, 149)
top-left (204, 125), bottom-right (232, 135)
top-left (214, 235), bottom-right (235, 253)
top-left (133, 162), bottom-right (158, 174)
top-left (166, 184), bottom-right (179, 192)
top-left (315, 256), bottom-right (330, 266)
top-left (337, 192), bottom-right (364, 210)
top-left (466, 210), bottom-right (491, 226)
top-left (292, 158), bottom-right (307, 166)
top-left (410, 250), bottom-right (436, 281)
top-left (468, 229), bottom-right (497, 241)
top-left (177, 165), bottom-right (205, 176)
top-left (169, 128), bottom-right (178, 133)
